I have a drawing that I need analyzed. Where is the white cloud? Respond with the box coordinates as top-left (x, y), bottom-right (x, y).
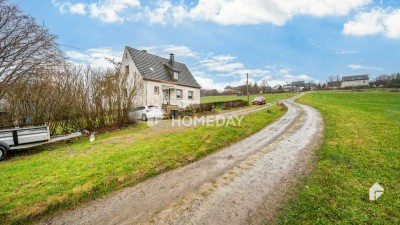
top-left (138, 45), bottom-right (198, 58)
top-left (65, 48), bottom-right (123, 69)
top-left (148, 0), bottom-right (371, 26)
top-left (336, 49), bottom-right (357, 54)
top-left (197, 55), bottom-right (271, 78)
top-left (162, 45), bottom-right (198, 58)
top-left (53, 0), bottom-right (141, 23)
top-left (69, 3), bottom-right (87, 15)
top-left (200, 56), bottom-right (245, 73)
top-left (52, 0), bottom-right (87, 15)
top-left (347, 64), bottom-right (382, 70)
top-left (146, 0), bottom-right (173, 25)
top-left (343, 8), bottom-right (400, 38)
top-left (89, 0), bottom-right (141, 23)
top-left (54, 0), bottom-right (371, 25)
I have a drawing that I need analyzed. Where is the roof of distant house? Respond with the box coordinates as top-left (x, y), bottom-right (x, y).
top-left (342, 75), bottom-right (369, 81)
top-left (126, 46), bottom-right (201, 88)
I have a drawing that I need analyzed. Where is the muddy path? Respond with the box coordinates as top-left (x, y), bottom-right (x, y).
top-left (39, 94), bottom-right (323, 225)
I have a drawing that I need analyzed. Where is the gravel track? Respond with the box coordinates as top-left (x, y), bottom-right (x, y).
top-left (39, 94), bottom-right (323, 225)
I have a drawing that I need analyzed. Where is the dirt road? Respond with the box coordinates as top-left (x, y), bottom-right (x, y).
top-left (39, 94), bottom-right (323, 225)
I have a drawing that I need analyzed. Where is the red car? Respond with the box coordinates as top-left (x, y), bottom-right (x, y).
top-left (252, 96), bottom-right (266, 105)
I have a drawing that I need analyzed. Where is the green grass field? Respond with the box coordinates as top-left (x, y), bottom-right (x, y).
top-left (278, 92), bottom-right (400, 224)
top-left (200, 93), bottom-right (296, 103)
top-left (0, 106), bottom-right (286, 225)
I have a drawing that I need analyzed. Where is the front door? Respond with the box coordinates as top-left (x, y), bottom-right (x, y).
top-left (163, 89), bottom-right (170, 104)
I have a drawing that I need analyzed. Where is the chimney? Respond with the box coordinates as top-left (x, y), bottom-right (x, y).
top-left (169, 53), bottom-right (175, 67)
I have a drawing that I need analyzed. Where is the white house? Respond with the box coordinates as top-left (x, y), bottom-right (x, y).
top-left (341, 75), bottom-right (369, 88)
top-left (121, 46), bottom-right (201, 110)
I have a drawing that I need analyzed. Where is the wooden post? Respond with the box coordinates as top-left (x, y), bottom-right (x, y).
top-left (246, 73), bottom-right (249, 105)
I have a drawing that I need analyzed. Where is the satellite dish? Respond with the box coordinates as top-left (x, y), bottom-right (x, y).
top-left (149, 67), bottom-right (155, 72)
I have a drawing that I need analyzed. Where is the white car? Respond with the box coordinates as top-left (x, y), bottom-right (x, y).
top-left (130, 105), bottom-right (164, 121)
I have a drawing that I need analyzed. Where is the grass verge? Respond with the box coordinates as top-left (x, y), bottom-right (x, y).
top-left (0, 105), bottom-right (287, 225)
top-left (277, 91), bottom-right (400, 224)
top-left (200, 92), bottom-right (296, 103)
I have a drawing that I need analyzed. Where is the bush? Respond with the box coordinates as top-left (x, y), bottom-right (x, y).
top-left (189, 100), bottom-right (248, 113)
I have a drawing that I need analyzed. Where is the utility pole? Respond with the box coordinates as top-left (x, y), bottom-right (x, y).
top-left (246, 73), bottom-right (249, 105)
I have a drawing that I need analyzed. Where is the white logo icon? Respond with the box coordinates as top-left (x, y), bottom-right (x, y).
top-left (147, 119), bottom-right (162, 127)
top-left (369, 183), bottom-right (384, 201)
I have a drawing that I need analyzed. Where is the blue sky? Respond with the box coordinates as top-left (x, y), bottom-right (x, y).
top-left (10, 0), bottom-right (400, 89)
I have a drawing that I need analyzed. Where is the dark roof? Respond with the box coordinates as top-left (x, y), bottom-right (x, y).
top-left (291, 81), bottom-right (305, 86)
top-left (126, 46), bottom-right (201, 88)
top-left (342, 75), bottom-right (369, 81)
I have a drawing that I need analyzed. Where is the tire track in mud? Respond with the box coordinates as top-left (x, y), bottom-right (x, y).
top-left (39, 94), bottom-right (323, 225)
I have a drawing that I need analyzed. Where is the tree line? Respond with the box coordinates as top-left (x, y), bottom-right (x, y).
top-left (370, 73), bottom-right (400, 88)
top-left (0, 0), bottom-right (141, 134)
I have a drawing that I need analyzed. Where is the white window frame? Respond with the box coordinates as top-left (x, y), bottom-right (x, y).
top-left (188, 91), bottom-right (193, 100)
top-left (125, 65), bottom-right (129, 75)
top-left (176, 89), bottom-right (182, 99)
top-left (173, 71), bottom-right (179, 80)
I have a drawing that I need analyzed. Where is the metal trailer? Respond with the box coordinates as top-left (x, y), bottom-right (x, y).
top-left (0, 126), bottom-right (82, 162)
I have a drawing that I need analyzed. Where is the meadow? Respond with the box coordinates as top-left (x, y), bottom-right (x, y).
top-left (200, 93), bottom-right (296, 103)
top-left (0, 106), bottom-right (286, 225)
top-left (278, 91), bottom-right (400, 224)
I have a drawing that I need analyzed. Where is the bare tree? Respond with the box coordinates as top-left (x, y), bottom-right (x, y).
top-left (0, 0), bottom-right (62, 99)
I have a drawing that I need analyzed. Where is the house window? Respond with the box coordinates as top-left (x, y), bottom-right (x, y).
top-left (125, 65), bottom-right (129, 75)
top-left (173, 71), bottom-right (179, 80)
top-left (176, 89), bottom-right (182, 99)
top-left (125, 53), bottom-right (128, 58)
top-left (188, 91), bottom-right (193, 100)
top-left (154, 86), bottom-right (159, 94)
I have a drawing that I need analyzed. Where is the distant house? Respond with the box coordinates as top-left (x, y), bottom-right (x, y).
top-left (282, 81), bottom-right (315, 91)
top-left (224, 86), bottom-right (235, 93)
top-left (121, 46), bottom-right (201, 109)
top-left (223, 86), bottom-right (242, 95)
top-left (291, 81), bottom-right (305, 87)
top-left (341, 75), bottom-right (369, 88)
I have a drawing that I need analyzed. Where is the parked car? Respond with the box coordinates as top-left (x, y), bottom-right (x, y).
top-left (129, 105), bottom-right (164, 121)
top-left (252, 96), bottom-right (266, 105)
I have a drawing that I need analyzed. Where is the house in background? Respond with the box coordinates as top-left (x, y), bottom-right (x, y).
top-left (223, 86), bottom-right (242, 95)
top-left (341, 75), bottom-right (369, 88)
top-left (121, 46), bottom-right (201, 110)
top-left (282, 81), bottom-right (316, 91)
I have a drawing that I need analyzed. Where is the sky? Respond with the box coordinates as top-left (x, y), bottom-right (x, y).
top-left (9, 0), bottom-right (400, 90)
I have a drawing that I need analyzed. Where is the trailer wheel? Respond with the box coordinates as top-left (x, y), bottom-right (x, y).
top-left (0, 142), bottom-right (9, 162)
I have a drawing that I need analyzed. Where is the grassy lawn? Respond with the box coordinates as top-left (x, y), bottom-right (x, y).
top-left (0, 106), bottom-right (287, 225)
top-left (200, 92), bottom-right (296, 103)
top-left (278, 92), bottom-right (400, 224)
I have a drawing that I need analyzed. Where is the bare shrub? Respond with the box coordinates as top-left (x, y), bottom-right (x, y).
top-left (2, 63), bottom-right (143, 134)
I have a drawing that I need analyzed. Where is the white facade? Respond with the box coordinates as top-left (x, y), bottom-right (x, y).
top-left (120, 48), bottom-right (201, 109)
top-left (143, 80), bottom-right (200, 108)
top-left (341, 79), bottom-right (369, 88)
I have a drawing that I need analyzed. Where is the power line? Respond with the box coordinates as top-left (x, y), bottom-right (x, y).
top-left (57, 43), bottom-right (122, 58)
